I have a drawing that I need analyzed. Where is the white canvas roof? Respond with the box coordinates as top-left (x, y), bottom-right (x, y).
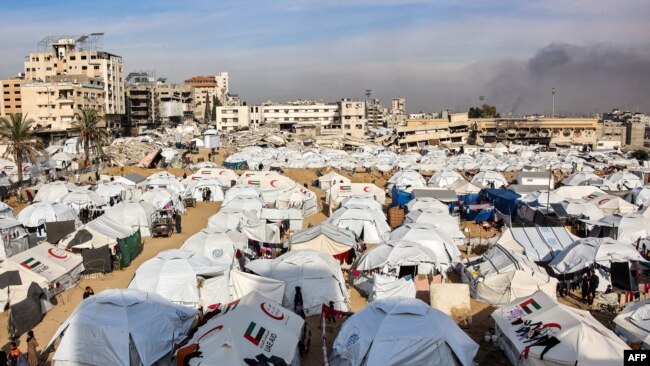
top-left (330, 297), bottom-right (479, 366)
top-left (389, 223), bottom-right (461, 271)
top-left (17, 201), bottom-right (80, 228)
top-left (178, 291), bottom-right (303, 366)
top-left (584, 214), bottom-right (650, 245)
top-left (608, 172), bottom-right (644, 190)
top-left (146, 175), bottom-right (185, 196)
top-left (497, 227), bottom-right (578, 262)
top-left (222, 184), bottom-right (263, 207)
top-left (406, 197), bottom-right (449, 212)
top-left (549, 237), bottom-right (644, 275)
top-left (200, 269), bottom-right (286, 307)
top-left (404, 208), bottom-right (464, 245)
top-left (181, 227), bottom-right (247, 269)
top-left (276, 185), bottom-right (318, 216)
top-left (61, 190), bottom-right (107, 213)
top-left (492, 290), bottom-right (629, 366)
top-left (49, 289), bottom-right (197, 366)
top-left (326, 182), bottom-right (385, 207)
top-left (0, 261), bottom-right (50, 309)
top-left (428, 170), bottom-right (464, 188)
top-left (95, 182), bottom-right (129, 201)
top-left (8, 243), bottom-right (84, 292)
top-left (387, 170), bottom-right (426, 191)
top-left (184, 179), bottom-right (225, 202)
top-left (190, 167), bottom-right (238, 186)
top-left (141, 188), bottom-right (186, 213)
top-left (449, 179), bottom-right (482, 195)
top-left (208, 207), bottom-right (260, 232)
top-left (462, 245), bottom-right (558, 305)
top-left (554, 185), bottom-right (606, 200)
top-left (238, 171), bottom-right (297, 203)
top-left (471, 171), bottom-right (508, 188)
top-left (289, 222), bottom-right (356, 256)
top-left (86, 215), bottom-right (137, 240)
top-left (102, 201), bottom-right (155, 237)
top-left (327, 205), bottom-right (390, 244)
top-left (59, 225), bottom-right (118, 250)
top-left (355, 239), bottom-right (441, 275)
top-left (339, 195), bottom-right (384, 217)
top-left (614, 300), bottom-right (650, 348)
top-left (128, 249), bottom-right (224, 308)
top-left (33, 181), bottom-right (77, 203)
top-left (247, 250), bottom-right (350, 316)
top-left (369, 274), bottom-right (416, 301)
top-left (583, 193), bottom-right (638, 215)
top-left (318, 171), bottom-right (351, 190)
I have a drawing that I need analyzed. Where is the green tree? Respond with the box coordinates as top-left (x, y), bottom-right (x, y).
top-left (631, 149), bottom-right (650, 161)
top-left (211, 96), bottom-right (217, 122)
top-left (468, 107), bottom-right (481, 118)
top-left (0, 113), bottom-right (43, 183)
top-left (204, 94), bottom-right (211, 122)
top-left (73, 108), bottom-right (109, 165)
top-left (480, 104), bottom-right (499, 118)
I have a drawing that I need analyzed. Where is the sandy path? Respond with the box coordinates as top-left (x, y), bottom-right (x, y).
top-left (0, 201), bottom-right (221, 364)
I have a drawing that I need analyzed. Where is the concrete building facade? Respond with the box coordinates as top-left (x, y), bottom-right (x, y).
top-left (0, 78), bottom-right (27, 118)
top-left (474, 118), bottom-right (598, 147)
top-left (216, 105), bottom-right (251, 131)
top-left (261, 102), bottom-right (338, 130)
top-left (184, 76), bottom-right (219, 119)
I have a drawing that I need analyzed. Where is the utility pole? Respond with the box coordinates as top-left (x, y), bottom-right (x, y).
top-left (552, 88), bottom-right (556, 118)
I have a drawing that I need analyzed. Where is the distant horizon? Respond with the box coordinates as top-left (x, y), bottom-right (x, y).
top-left (2, 0), bottom-right (649, 114)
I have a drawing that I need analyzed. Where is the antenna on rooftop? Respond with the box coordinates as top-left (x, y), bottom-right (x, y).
top-left (365, 89), bottom-right (372, 99)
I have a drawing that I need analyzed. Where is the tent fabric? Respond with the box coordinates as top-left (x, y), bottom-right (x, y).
top-left (370, 273), bottom-right (417, 301)
top-left (0, 217), bottom-right (29, 261)
top-left (103, 201), bottom-right (155, 237)
top-left (207, 207), bottom-right (261, 232)
top-left (128, 249), bottom-right (223, 308)
top-left (86, 214), bottom-right (137, 240)
top-left (177, 291), bottom-right (304, 366)
top-left (404, 208), bottom-right (464, 245)
top-left (288, 222), bottom-right (356, 256)
top-left (548, 237), bottom-right (644, 275)
top-left (428, 170), bottom-right (463, 188)
top-left (406, 197), bottom-right (449, 212)
top-left (275, 185), bottom-right (318, 216)
top-left (355, 239), bottom-right (441, 275)
top-left (247, 250), bottom-right (350, 316)
top-left (327, 205), bottom-right (390, 244)
top-left (330, 297), bottom-right (479, 366)
top-left (189, 168), bottom-right (238, 186)
top-left (8, 282), bottom-right (47, 338)
top-left (326, 183), bottom-right (385, 207)
top-left (319, 171), bottom-right (351, 190)
top-left (471, 171), bottom-right (508, 189)
top-left (181, 227), bottom-right (247, 269)
top-left (462, 245), bottom-right (558, 305)
top-left (61, 190), bottom-right (107, 213)
top-left (0, 261), bottom-right (50, 312)
top-left (95, 182), bottom-right (129, 201)
top-left (583, 193), bottom-right (638, 215)
top-left (388, 224), bottom-right (461, 272)
top-left (497, 227), bottom-right (578, 262)
top-left (141, 188), bottom-right (186, 213)
top-left (49, 289), bottom-right (198, 366)
top-left (483, 189), bottom-right (521, 217)
top-left (200, 270), bottom-right (287, 307)
top-left (184, 179), bottom-right (225, 202)
top-left (117, 229), bottom-right (142, 269)
top-left (8, 243), bottom-right (84, 293)
top-left (492, 290), bottom-right (629, 366)
top-left (222, 184), bottom-right (264, 207)
top-left (33, 181), bottom-right (76, 203)
top-left (222, 195), bottom-right (265, 217)
top-left (340, 195), bottom-right (385, 217)
top-left (614, 300), bottom-right (650, 348)
top-left (17, 201), bottom-right (80, 228)
top-left (387, 170), bottom-right (426, 191)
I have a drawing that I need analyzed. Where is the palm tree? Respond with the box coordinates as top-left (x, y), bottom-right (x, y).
top-left (73, 108), bottom-right (109, 166)
top-left (0, 113), bottom-right (42, 183)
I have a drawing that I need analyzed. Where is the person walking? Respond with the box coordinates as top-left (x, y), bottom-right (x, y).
top-left (175, 212), bottom-right (182, 234)
top-left (26, 331), bottom-right (39, 366)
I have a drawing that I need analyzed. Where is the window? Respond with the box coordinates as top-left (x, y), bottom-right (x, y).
top-left (94, 65), bottom-right (99, 70)
top-left (46, 67), bottom-right (52, 71)
top-left (70, 56), bottom-right (76, 60)
top-left (81, 55), bottom-right (87, 60)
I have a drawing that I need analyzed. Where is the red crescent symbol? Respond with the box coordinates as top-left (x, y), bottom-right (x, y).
top-left (270, 180), bottom-right (278, 188)
top-left (219, 170), bottom-right (225, 175)
top-left (48, 248), bottom-right (68, 259)
top-left (260, 303), bottom-right (285, 320)
top-left (597, 198), bottom-right (609, 205)
top-left (363, 186), bottom-right (370, 193)
top-left (197, 325), bottom-right (224, 342)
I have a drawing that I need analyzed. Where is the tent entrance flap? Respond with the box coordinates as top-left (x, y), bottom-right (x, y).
top-left (398, 265), bottom-right (417, 279)
top-left (117, 229), bottom-right (142, 269)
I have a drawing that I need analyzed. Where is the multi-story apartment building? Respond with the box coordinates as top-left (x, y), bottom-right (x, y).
top-left (214, 72), bottom-right (229, 103)
top-left (261, 101), bottom-right (338, 130)
top-left (366, 98), bottom-right (388, 128)
top-left (21, 75), bottom-right (105, 143)
top-left (397, 116), bottom-right (468, 150)
top-left (215, 105), bottom-right (251, 131)
top-left (184, 76), bottom-right (219, 119)
top-left (23, 35), bottom-right (124, 127)
top-left (474, 117), bottom-right (598, 147)
top-left (0, 77), bottom-right (28, 118)
top-left (337, 100), bottom-right (366, 138)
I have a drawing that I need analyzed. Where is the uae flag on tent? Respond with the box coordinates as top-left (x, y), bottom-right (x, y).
top-left (20, 257), bottom-right (42, 270)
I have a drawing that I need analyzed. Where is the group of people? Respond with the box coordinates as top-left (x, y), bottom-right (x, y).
top-left (201, 188), bottom-right (213, 202)
top-left (0, 331), bottom-right (38, 366)
top-left (580, 269), bottom-right (600, 305)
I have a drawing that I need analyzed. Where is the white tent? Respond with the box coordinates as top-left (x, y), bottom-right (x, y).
top-left (330, 297), bottom-right (479, 366)
top-left (614, 300), bottom-right (650, 348)
top-left (207, 207), bottom-right (259, 231)
top-left (428, 170), bottom-right (464, 188)
top-left (276, 185), bottom-right (318, 216)
top-left (59, 224), bottom-right (119, 251)
top-left (61, 190), bottom-right (107, 213)
top-left (288, 222), bottom-right (356, 256)
top-left (549, 237), bottom-right (644, 275)
top-left (199, 269), bottom-right (287, 307)
top-left (563, 200), bottom-right (605, 220)
top-left (247, 250), bottom-right (350, 316)
top-left (86, 214), bottom-right (138, 241)
top-left (339, 195), bottom-right (385, 217)
top-left (608, 172), bottom-right (644, 190)
top-left (355, 239), bottom-right (441, 275)
top-left (326, 182), bottom-right (385, 207)
top-left (181, 227), bottom-right (247, 269)
top-left (17, 201), bottom-right (80, 229)
top-left (492, 290), bottom-right (629, 366)
top-left (184, 179), bottom-right (225, 202)
top-left (0, 201), bottom-right (14, 218)
top-left (462, 245), bottom-right (558, 305)
top-left (406, 197), bottom-right (449, 212)
top-left (175, 291), bottom-right (303, 366)
top-left (33, 181), bottom-right (79, 203)
top-left (95, 182), bottom-right (130, 203)
top-left (628, 187), bottom-right (650, 207)
top-left (128, 249), bottom-right (224, 308)
top-left (586, 214), bottom-right (650, 245)
top-left (387, 170), bottom-right (426, 191)
top-left (222, 195), bottom-right (265, 217)
top-left (0, 260), bottom-right (50, 312)
top-left (583, 193), bottom-right (638, 215)
top-left (553, 185), bottom-right (606, 200)
top-left (449, 179), bottom-right (482, 195)
top-left (318, 171), bottom-right (351, 190)
top-left (141, 188), bottom-right (186, 213)
top-left (471, 171), bottom-right (508, 188)
top-left (102, 201), bottom-right (155, 237)
top-left (404, 208), bottom-right (464, 245)
top-left (562, 172), bottom-right (600, 186)
top-left (369, 273), bottom-right (417, 301)
top-left (237, 171), bottom-right (297, 203)
top-left (8, 243), bottom-right (84, 294)
top-left (222, 184), bottom-right (263, 207)
top-left (49, 289), bottom-right (198, 366)
top-left (189, 167), bottom-right (238, 186)
top-left (389, 223), bottom-right (461, 272)
top-left (496, 227), bottom-right (578, 263)
top-left (327, 205), bottom-right (390, 244)
top-left (145, 174), bottom-right (185, 196)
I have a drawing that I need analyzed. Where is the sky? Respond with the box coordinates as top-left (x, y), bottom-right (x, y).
top-left (2, 0), bottom-right (650, 114)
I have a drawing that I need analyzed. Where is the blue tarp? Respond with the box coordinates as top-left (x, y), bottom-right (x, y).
top-left (482, 189), bottom-right (521, 218)
top-left (458, 193), bottom-right (481, 205)
top-left (465, 208), bottom-right (494, 221)
top-left (391, 186), bottom-right (413, 207)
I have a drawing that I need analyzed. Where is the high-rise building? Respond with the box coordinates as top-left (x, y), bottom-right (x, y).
top-left (365, 98), bottom-right (388, 128)
top-left (24, 34), bottom-right (125, 123)
top-left (184, 76), bottom-right (219, 120)
top-left (0, 77), bottom-right (28, 118)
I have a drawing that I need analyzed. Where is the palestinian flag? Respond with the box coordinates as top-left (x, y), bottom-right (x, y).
top-left (21, 257), bottom-right (42, 270)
